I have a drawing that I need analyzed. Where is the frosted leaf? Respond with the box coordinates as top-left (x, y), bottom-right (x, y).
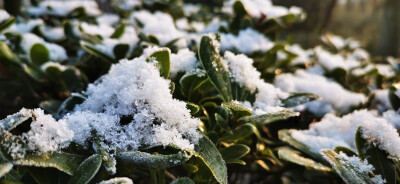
top-left (26, 1), bottom-right (101, 16)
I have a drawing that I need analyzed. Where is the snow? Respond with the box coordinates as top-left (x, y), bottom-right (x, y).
top-left (6, 19), bottom-right (43, 33)
top-left (40, 26), bottom-right (65, 41)
top-left (286, 44), bottom-right (313, 65)
top-left (322, 151), bottom-right (386, 184)
top-left (23, 109), bottom-right (74, 153)
top-left (361, 117), bottom-right (400, 160)
top-left (352, 64), bottom-right (395, 77)
top-left (170, 48), bottom-right (199, 78)
top-left (0, 9), bottom-right (10, 23)
top-left (222, 51), bottom-right (289, 114)
top-left (21, 33), bottom-right (68, 63)
top-left (69, 56), bottom-right (201, 151)
top-left (97, 14), bottom-right (120, 25)
top-left (131, 10), bottom-right (186, 48)
top-left (372, 89), bottom-right (391, 112)
top-left (114, 0), bottom-right (141, 10)
top-left (183, 3), bottom-right (201, 16)
top-left (223, 0), bottom-right (302, 19)
top-left (26, 1), bottom-right (101, 17)
top-left (220, 28), bottom-right (274, 54)
top-left (80, 22), bottom-right (115, 38)
top-left (99, 177), bottom-right (133, 184)
top-left (41, 62), bottom-right (68, 72)
top-left (275, 70), bottom-right (366, 114)
top-left (314, 47), bottom-right (360, 72)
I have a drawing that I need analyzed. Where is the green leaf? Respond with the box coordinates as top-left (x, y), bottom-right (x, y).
top-left (0, 162), bottom-right (13, 178)
top-left (30, 43), bottom-right (50, 66)
top-left (80, 41), bottom-right (113, 62)
top-left (282, 93), bottom-right (320, 107)
top-left (171, 177), bottom-right (195, 184)
top-left (116, 150), bottom-right (192, 170)
top-left (57, 93), bottom-right (86, 117)
top-left (13, 152), bottom-right (84, 175)
top-left (0, 41), bottom-right (20, 64)
top-left (146, 48), bottom-right (171, 79)
top-left (278, 147), bottom-right (331, 172)
top-left (225, 159), bottom-right (246, 165)
top-left (321, 149), bottom-right (380, 184)
top-left (333, 146), bottom-right (357, 157)
top-left (199, 35), bottom-right (232, 102)
top-left (0, 16), bottom-right (15, 33)
top-left (93, 136), bottom-right (116, 174)
top-left (192, 136), bottom-right (227, 184)
top-left (110, 23), bottom-right (126, 39)
top-left (219, 123), bottom-right (256, 142)
top-left (186, 102), bottom-right (200, 115)
top-left (220, 144), bottom-right (250, 161)
top-left (214, 113), bottom-right (232, 133)
top-left (0, 109), bottom-right (31, 131)
top-left (389, 85), bottom-right (400, 111)
top-left (98, 177), bottom-right (133, 184)
top-left (113, 44), bottom-right (130, 60)
top-left (68, 154), bottom-right (102, 184)
top-left (221, 101), bottom-right (252, 118)
top-left (239, 110), bottom-right (298, 126)
top-left (355, 126), bottom-right (396, 184)
top-left (278, 129), bottom-right (321, 160)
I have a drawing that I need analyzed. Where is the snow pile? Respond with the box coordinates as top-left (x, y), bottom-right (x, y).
top-left (352, 64), bottom-right (395, 78)
top-left (314, 47), bottom-right (360, 72)
top-left (68, 56), bottom-right (201, 151)
top-left (90, 26), bottom-right (139, 59)
top-left (80, 22), bottom-right (115, 38)
top-left (371, 89), bottom-right (391, 112)
top-left (322, 151), bottom-right (386, 184)
top-left (21, 33), bottom-right (68, 62)
top-left (292, 109), bottom-right (400, 158)
top-left (324, 34), bottom-right (361, 50)
top-left (97, 14), bottom-right (120, 25)
top-left (170, 48), bottom-right (199, 78)
top-left (286, 44), bottom-right (313, 65)
top-left (183, 4), bottom-right (201, 16)
top-left (40, 26), bottom-right (65, 41)
top-left (6, 19), bottom-right (43, 33)
top-left (223, 0), bottom-right (302, 19)
top-left (26, 1), bottom-right (101, 17)
top-left (0, 9), bottom-right (10, 23)
top-left (1, 108), bottom-right (73, 158)
top-left (131, 10), bottom-right (186, 47)
top-left (220, 28), bottom-right (274, 54)
top-left (222, 51), bottom-right (289, 114)
top-left (275, 70), bottom-right (366, 114)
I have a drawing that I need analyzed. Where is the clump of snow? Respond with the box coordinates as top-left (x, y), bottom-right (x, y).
top-left (99, 177), bottom-right (133, 184)
top-left (220, 28), bottom-right (274, 54)
top-left (324, 34), bottom-right (361, 50)
top-left (97, 14), bottom-right (120, 26)
top-left (0, 9), bottom-right (10, 23)
top-left (352, 64), bottom-right (395, 78)
top-left (131, 10), bottom-right (186, 48)
top-left (23, 109), bottom-right (74, 153)
top-left (69, 56), bottom-right (201, 151)
top-left (40, 62), bottom-right (68, 72)
top-left (223, 0), bottom-right (302, 19)
top-left (40, 26), bottom-right (65, 41)
top-left (80, 22), bottom-right (115, 38)
top-left (6, 19), bottom-right (43, 33)
top-left (170, 48), bottom-right (199, 78)
top-left (371, 89), bottom-right (391, 112)
top-left (286, 44), bottom-right (313, 65)
top-left (322, 151), bottom-right (386, 184)
top-left (222, 51), bottom-right (289, 114)
top-left (314, 47), bottom-right (360, 72)
top-left (275, 70), bottom-right (366, 114)
top-left (26, 1), bottom-right (101, 17)
top-left (114, 0), bottom-right (141, 11)
top-left (383, 110), bottom-right (400, 129)
top-left (361, 116), bottom-right (400, 160)
top-left (90, 26), bottom-right (139, 59)
top-left (183, 3), bottom-right (201, 16)
top-left (20, 33), bottom-right (68, 62)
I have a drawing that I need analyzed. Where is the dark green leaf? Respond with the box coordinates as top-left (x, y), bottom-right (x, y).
top-left (171, 177), bottom-right (195, 184)
top-left (113, 44), bottom-right (130, 61)
top-left (389, 85), bottom-right (400, 111)
top-left (199, 35), bottom-right (232, 102)
top-left (278, 129), bottom-right (321, 160)
top-left (214, 113), bottom-right (232, 133)
top-left (220, 144), bottom-right (250, 161)
top-left (116, 150), bottom-right (192, 170)
top-left (110, 23), bottom-right (126, 39)
top-left (282, 93), bottom-right (320, 107)
top-left (321, 149), bottom-right (379, 184)
top-left (239, 110), bottom-right (298, 126)
top-left (221, 101), bottom-right (252, 118)
top-left (219, 123), bottom-right (256, 142)
top-left (355, 126), bottom-right (396, 184)
top-left (0, 41), bottom-right (20, 64)
top-left (68, 154), bottom-right (102, 184)
top-left (186, 102), bottom-right (200, 115)
top-left (192, 136), bottom-right (227, 184)
top-left (13, 152), bottom-right (84, 175)
top-left (146, 48), bottom-right (171, 79)
top-left (225, 159), bottom-right (246, 165)
top-left (0, 16), bottom-right (15, 33)
top-left (30, 43), bottom-right (49, 66)
top-left (278, 147), bottom-right (331, 172)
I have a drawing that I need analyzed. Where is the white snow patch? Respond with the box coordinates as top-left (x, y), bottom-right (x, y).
top-left (220, 28), bottom-right (274, 54)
